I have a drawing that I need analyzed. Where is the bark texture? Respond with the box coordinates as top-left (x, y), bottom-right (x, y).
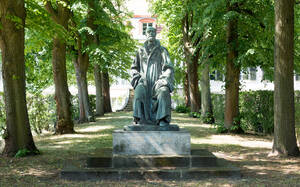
top-left (200, 62), bottom-right (213, 123)
top-left (45, 1), bottom-right (74, 134)
top-left (94, 64), bottom-right (104, 116)
top-left (272, 0), bottom-right (299, 156)
top-left (224, 2), bottom-right (241, 130)
top-left (184, 69), bottom-right (191, 107)
top-left (182, 14), bottom-right (201, 113)
top-left (0, 0), bottom-right (38, 156)
top-left (73, 49), bottom-right (94, 123)
top-left (102, 71), bottom-right (112, 113)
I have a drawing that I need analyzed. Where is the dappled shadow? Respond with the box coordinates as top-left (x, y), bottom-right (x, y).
top-left (1, 111), bottom-right (300, 186)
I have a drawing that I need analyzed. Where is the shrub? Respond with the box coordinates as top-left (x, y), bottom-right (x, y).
top-left (212, 91), bottom-right (274, 134)
top-left (0, 92), bottom-right (6, 137)
top-left (295, 91), bottom-right (300, 127)
top-left (201, 112), bottom-right (215, 124)
top-left (189, 111), bottom-right (201, 118)
top-left (0, 93), bottom-right (98, 136)
top-left (175, 104), bottom-right (190, 113)
top-left (211, 94), bottom-right (225, 123)
top-left (27, 94), bottom-right (56, 134)
top-left (70, 94), bottom-right (96, 120)
top-left (239, 90), bottom-right (274, 134)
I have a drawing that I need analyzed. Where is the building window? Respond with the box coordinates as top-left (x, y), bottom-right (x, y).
top-left (242, 67), bottom-right (257, 80)
top-left (249, 67), bottom-right (257, 80)
top-left (296, 73), bottom-right (300, 81)
top-left (210, 70), bottom-right (224, 81)
top-left (142, 22), bottom-right (153, 35)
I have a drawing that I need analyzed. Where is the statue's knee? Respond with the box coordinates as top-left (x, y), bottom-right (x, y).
top-left (134, 84), bottom-right (146, 99)
top-left (157, 86), bottom-right (170, 98)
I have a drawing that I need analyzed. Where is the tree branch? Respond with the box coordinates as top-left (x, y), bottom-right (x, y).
top-left (237, 8), bottom-right (266, 29)
top-left (44, 1), bottom-right (59, 23)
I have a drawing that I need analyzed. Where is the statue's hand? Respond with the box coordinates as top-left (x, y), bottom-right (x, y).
top-left (138, 77), bottom-right (147, 86)
top-left (154, 79), bottom-right (167, 91)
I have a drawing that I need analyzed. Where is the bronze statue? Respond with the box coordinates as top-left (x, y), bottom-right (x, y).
top-left (131, 27), bottom-right (174, 127)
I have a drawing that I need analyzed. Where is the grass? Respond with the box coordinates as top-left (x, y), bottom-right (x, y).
top-left (1, 111), bottom-right (300, 186)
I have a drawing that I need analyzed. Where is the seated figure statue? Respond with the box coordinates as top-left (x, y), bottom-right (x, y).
top-left (131, 27), bottom-right (174, 127)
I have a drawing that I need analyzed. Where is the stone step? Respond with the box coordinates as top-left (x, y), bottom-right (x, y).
top-left (86, 149), bottom-right (217, 168)
top-left (61, 149), bottom-right (241, 181)
top-left (61, 163), bottom-right (240, 181)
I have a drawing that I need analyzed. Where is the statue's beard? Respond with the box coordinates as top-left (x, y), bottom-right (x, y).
top-left (147, 37), bottom-right (156, 42)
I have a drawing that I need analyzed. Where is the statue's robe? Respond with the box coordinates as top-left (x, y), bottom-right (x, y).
top-left (131, 40), bottom-right (174, 125)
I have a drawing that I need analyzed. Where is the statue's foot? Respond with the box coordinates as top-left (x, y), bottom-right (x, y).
top-left (159, 120), bottom-right (169, 127)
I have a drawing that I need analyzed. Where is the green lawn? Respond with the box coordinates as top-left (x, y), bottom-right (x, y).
top-left (0, 111), bottom-right (300, 186)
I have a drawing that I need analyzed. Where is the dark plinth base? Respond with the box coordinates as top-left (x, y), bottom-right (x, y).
top-left (124, 124), bottom-right (179, 131)
top-left (61, 148), bottom-right (241, 181)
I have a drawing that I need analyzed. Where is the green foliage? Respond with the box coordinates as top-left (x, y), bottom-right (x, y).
top-left (211, 94), bottom-right (225, 123)
top-left (295, 91), bottom-right (300, 128)
top-left (175, 105), bottom-right (190, 113)
top-left (239, 91), bottom-right (274, 134)
top-left (214, 122), bottom-right (228, 134)
top-left (70, 0), bottom-right (136, 81)
top-left (27, 93), bottom-right (56, 134)
top-left (189, 112), bottom-right (201, 118)
top-left (150, 0), bottom-right (276, 85)
top-left (201, 112), bottom-right (214, 124)
top-left (15, 149), bottom-right (31, 158)
top-left (15, 148), bottom-right (40, 158)
top-left (70, 94), bottom-right (96, 121)
top-left (0, 93), bottom-right (6, 138)
top-left (212, 91), bottom-right (275, 134)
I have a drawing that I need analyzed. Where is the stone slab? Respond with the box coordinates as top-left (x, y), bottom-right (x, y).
top-left (61, 166), bottom-right (241, 181)
top-left (113, 130), bottom-right (190, 155)
top-left (124, 124), bottom-right (179, 131)
top-left (86, 149), bottom-right (217, 168)
top-left (62, 149), bottom-right (241, 181)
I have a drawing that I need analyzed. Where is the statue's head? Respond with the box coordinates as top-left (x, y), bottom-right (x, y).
top-left (146, 26), bottom-right (157, 41)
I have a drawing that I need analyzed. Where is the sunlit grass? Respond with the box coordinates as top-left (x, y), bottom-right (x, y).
top-left (1, 111), bottom-right (300, 186)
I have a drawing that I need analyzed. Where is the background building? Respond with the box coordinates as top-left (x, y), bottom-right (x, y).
top-left (110, 0), bottom-right (300, 110)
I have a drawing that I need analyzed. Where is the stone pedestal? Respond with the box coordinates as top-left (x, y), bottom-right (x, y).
top-left (113, 130), bottom-right (190, 155)
top-left (61, 126), bottom-right (241, 180)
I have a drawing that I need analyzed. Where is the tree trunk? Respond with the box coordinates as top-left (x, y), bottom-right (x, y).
top-left (94, 64), bottom-right (104, 116)
top-left (102, 71), bottom-right (112, 113)
top-left (186, 54), bottom-right (201, 113)
top-left (73, 51), bottom-right (94, 123)
top-left (224, 2), bottom-right (241, 131)
top-left (182, 15), bottom-right (201, 113)
top-left (45, 1), bottom-right (74, 134)
top-left (271, 0), bottom-right (299, 156)
top-left (52, 38), bottom-right (74, 134)
top-left (183, 69), bottom-right (191, 107)
top-left (200, 62), bottom-right (214, 123)
top-left (0, 0), bottom-right (38, 156)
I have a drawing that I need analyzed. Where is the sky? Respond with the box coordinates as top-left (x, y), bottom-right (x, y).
top-left (126, 0), bottom-right (150, 15)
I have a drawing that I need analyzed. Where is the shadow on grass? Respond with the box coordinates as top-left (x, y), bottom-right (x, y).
top-left (1, 111), bottom-right (300, 186)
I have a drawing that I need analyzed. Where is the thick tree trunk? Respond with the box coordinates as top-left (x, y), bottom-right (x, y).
top-left (0, 0), bottom-right (38, 156)
top-left (52, 38), bottom-right (74, 134)
top-left (102, 71), bottom-right (112, 113)
top-left (94, 64), bottom-right (104, 116)
top-left (271, 0), bottom-right (299, 156)
top-left (183, 69), bottom-right (191, 107)
top-left (200, 62), bottom-right (214, 123)
top-left (45, 1), bottom-right (74, 134)
top-left (73, 52), bottom-right (94, 123)
top-left (186, 54), bottom-right (201, 113)
top-left (182, 15), bottom-right (201, 113)
top-left (224, 2), bottom-right (241, 131)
